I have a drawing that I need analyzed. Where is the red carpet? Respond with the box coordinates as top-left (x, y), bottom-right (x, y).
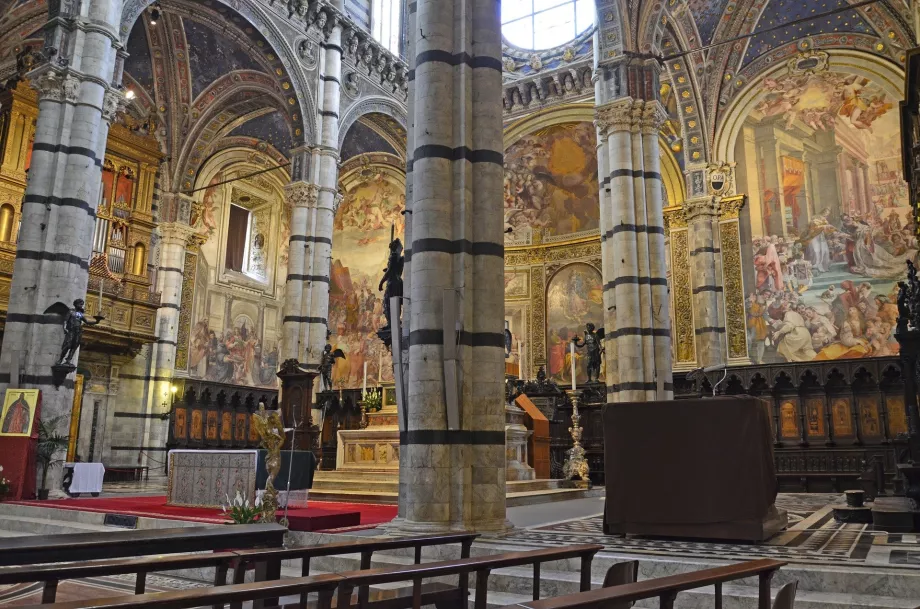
top-left (9, 496), bottom-right (397, 532)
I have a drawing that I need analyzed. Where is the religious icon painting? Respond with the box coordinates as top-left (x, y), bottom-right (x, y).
top-left (0, 389), bottom-right (39, 437)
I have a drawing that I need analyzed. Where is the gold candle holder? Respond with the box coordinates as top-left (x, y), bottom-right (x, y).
top-left (562, 391), bottom-right (590, 484)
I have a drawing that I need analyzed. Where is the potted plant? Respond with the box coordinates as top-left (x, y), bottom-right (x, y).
top-left (222, 491), bottom-right (261, 524)
top-left (36, 416), bottom-right (69, 500)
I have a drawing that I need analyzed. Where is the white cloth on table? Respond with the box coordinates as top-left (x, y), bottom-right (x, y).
top-left (67, 463), bottom-right (105, 494)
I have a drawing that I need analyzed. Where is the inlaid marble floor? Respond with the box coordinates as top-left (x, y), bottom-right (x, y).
top-left (0, 574), bottom-right (206, 606)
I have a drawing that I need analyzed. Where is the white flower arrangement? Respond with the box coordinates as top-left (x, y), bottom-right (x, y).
top-left (221, 490), bottom-right (261, 524)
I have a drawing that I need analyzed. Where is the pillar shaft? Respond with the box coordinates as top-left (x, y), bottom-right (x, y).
top-left (596, 98), bottom-right (673, 402)
top-left (0, 0), bottom-right (124, 493)
top-left (400, 0), bottom-right (505, 532)
top-left (684, 197), bottom-right (725, 367)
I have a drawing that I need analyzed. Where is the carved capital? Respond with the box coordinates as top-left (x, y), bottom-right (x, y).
top-left (663, 205), bottom-right (688, 232)
top-left (158, 220), bottom-right (199, 247)
top-left (719, 195), bottom-right (746, 220)
top-left (285, 181), bottom-right (319, 209)
top-left (595, 98), bottom-right (641, 135)
top-left (639, 101), bottom-right (668, 135)
top-left (101, 88), bottom-right (126, 123)
top-left (682, 196), bottom-right (720, 223)
top-left (333, 191), bottom-right (344, 216)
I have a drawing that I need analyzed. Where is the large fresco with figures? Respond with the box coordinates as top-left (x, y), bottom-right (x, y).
top-left (737, 69), bottom-right (914, 364)
top-left (546, 264), bottom-right (603, 385)
top-left (328, 170), bottom-right (405, 390)
top-left (504, 122), bottom-right (600, 237)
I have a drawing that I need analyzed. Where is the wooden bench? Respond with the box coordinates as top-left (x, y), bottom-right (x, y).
top-left (0, 532), bottom-right (476, 605)
top-left (28, 544), bottom-right (603, 609)
top-left (231, 533), bottom-right (479, 608)
top-left (0, 524), bottom-right (286, 567)
top-left (29, 573), bottom-right (344, 609)
top-left (334, 543), bottom-right (604, 609)
top-left (497, 558), bottom-right (787, 609)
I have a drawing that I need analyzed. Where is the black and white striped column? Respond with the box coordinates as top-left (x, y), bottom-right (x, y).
top-left (684, 197), bottom-right (725, 367)
top-left (0, 0), bottom-right (124, 493)
top-left (281, 180), bottom-right (319, 363)
top-left (595, 96), bottom-right (673, 402)
top-left (398, 0), bottom-right (506, 532)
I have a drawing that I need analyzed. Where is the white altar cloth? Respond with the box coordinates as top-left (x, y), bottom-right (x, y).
top-left (65, 463), bottom-right (105, 494)
top-left (167, 449), bottom-right (258, 508)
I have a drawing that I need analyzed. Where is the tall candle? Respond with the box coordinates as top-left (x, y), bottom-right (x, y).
top-left (362, 361), bottom-right (368, 397)
top-left (98, 278), bottom-right (104, 313)
top-left (570, 340), bottom-right (576, 391)
top-left (517, 340), bottom-right (523, 377)
top-left (378, 349), bottom-right (383, 384)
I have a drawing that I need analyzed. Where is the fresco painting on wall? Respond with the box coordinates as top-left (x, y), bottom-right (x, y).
top-left (189, 313), bottom-right (280, 389)
top-left (738, 69), bottom-right (916, 364)
top-left (329, 171), bottom-right (405, 390)
top-left (546, 264), bottom-right (603, 385)
top-left (504, 122), bottom-right (600, 237)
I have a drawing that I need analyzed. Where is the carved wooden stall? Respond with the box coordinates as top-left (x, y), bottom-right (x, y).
top-left (315, 388), bottom-right (367, 470)
top-left (166, 379), bottom-right (278, 450)
top-left (540, 358), bottom-right (907, 492)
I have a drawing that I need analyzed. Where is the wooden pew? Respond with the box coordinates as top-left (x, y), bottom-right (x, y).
top-left (0, 524), bottom-right (287, 567)
top-left (231, 533), bottom-right (479, 608)
top-left (0, 532), bottom-right (476, 605)
top-left (334, 544), bottom-right (604, 609)
top-left (28, 573), bottom-right (344, 609)
top-left (0, 552), bottom-right (239, 604)
top-left (497, 558), bottom-right (787, 609)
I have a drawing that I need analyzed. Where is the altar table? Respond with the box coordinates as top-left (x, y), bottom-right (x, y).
top-left (167, 449), bottom-right (258, 508)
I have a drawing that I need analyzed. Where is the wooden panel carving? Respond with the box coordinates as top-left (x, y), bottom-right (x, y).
top-left (780, 400), bottom-right (799, 438)
top-left (887, 395), bottom-right (908, 435)
top-left (805, 397), bottom-right (824, 437)
top-left (174, 251), bottom-right (197, 370)
top-left (831, 398), bottom-right (853, 436)
top-left (670, 229), bottom-right (695, 364)
top-left (719, 218), bottom-right (748, 361)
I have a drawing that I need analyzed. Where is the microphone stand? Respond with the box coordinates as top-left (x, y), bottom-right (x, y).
top-left (281, 410), bottom-right (300, 527)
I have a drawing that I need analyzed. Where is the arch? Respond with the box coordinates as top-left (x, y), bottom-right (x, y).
top-left (544, 262), bottom-right (603, 385)
top-left (338, 96), bottom-right (409, 151)
top-left (132, 241), bottom-right (147, 276)
top-left (120, 0), bottom-right (316, 146)
top-left (0, 203), bottom-right (15, 243)
top-left (713, 50), bottom-right (905, 163)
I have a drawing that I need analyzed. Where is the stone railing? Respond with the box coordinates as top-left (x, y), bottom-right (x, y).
top-left (503, 58), bottom-right (594, 118)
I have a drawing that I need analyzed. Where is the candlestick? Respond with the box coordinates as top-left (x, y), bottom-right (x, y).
top-left (362, 361), bottom-right (368, 397)
top-left (378, 349), bottom-right (383, 384)
top-left (98, 278), bottom-right (104, 314)
top-left (562, 391), bottom-right (590, 484)
top-left (570, 340), bottom-right (576, 391)
top-left (517, 340), bottom-right (523, 378)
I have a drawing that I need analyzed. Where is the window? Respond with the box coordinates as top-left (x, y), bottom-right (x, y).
top-left (372, 0), bottom-right (401, 56)
top-left (226, 204), bottom-right (251, 273)
top-left (502, 0), bottom-right (594, 51)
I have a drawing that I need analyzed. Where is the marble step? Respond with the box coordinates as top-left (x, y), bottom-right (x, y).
top-left (309, 489), bottom-right (399, 504)
top-left (0, 502), bottom-right (210, 532)
top-left (0, 514), bottom-right (114, 536)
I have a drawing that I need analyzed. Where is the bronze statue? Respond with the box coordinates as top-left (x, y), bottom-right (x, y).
top-left (319, 343), bottom-right (346, 391)
top-left (378, 238), bottom-right (404, 328)
top-left (572, 322), bottom-right (605, 384)
top-left (251, 402), bottom-right (284, 523)
top-left (57, 299), bottom-right (103, 365)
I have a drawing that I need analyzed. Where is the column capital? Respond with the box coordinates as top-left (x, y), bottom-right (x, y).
top-left (663, 206), bottom-right (688, 232)
top-left (30, 68), bottom-right (82, 104)
top-left (719, 195), bottom-right (746, 220)
top-left (595, 98), bottom-right (642, 135)
top-left (101, 88), bottom-right (127, 124)
top-left (285, 181), bottom-right (319, 208)
top-left (158, 221), bottom-right (199, 247)
top-left (638, 100), bottom-right (668, 135)
top-left (682, 196), bottom-right (719, 223)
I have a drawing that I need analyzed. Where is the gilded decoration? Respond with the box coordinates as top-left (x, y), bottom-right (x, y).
top-left (662, 206), bottom-right (687, 232)
top-left (720, 220), bottom-right (749, 361)
top-left (670, 228), bottom-right (696, 365)
top-left (174, 251), bottom-right (198, 371)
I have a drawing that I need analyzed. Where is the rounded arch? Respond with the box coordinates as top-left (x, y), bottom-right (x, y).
top-left (713, 50), bottom-right (905, 162)
top-left (338, 96), bottom-right (409, 152)
top-left (120, 0), bottom-right (316, 146)
top-left (195, 146), bottom-right (292, 196)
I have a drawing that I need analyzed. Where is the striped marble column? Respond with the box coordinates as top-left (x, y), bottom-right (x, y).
top-left (0, 0), bottom-right (124, 492)
top-left (595, 97), bottom-right (673, 402)
top-left (281, 180), bottom-right (318, 363)
top-left (684, 197), bottom-right (725, 367)
top-left (399, 0), bottom-right (506, 532)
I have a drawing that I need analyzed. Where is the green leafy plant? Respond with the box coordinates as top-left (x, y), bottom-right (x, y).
top-left (363, 388), bottom-right (382, 413)
top-left (36, 416), bottom-right (69, 499)
top-left (222, 491), bottom-right (262, 524)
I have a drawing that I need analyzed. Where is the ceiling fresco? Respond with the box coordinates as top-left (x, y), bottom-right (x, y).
top-left (182, 17), bottom-right (266, 99)
top-left (341, 120), bottom-right (399, 162)
top-left (741, 0), bottom-right (875, 65)
top-left (124, 19), bottom-right (155, 96)
top-left (687, 0), bottom-right (731, 46)
top-left (228, 110), bottom-right (293, 157)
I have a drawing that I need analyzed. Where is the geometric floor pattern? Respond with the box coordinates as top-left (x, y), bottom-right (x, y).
top-left (498, 493), bottom-right (895, 565)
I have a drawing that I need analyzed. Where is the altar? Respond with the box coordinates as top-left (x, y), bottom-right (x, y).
top-left (167, 449), bottom-right (258, 508)
top-left (336, 405), bottom-right (400, 470)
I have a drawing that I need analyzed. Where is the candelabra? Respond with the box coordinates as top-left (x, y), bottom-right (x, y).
top-left (562, 391), bottom-right (590, 484)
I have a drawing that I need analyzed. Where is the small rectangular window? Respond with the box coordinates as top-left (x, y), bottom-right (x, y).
top-left (226, 204), bottom-right (250, 272)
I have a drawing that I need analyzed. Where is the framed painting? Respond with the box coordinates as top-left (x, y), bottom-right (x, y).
top-left (0, 389), bottom-right (40, 436)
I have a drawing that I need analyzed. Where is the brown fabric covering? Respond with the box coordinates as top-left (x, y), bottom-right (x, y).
top-left (603, 396), bottom-right (781, 540)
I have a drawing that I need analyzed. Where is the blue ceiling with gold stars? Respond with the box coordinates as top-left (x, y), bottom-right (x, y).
top-left (741, 0), bottom-right (875, 65)
top-left (229, 110), bottom-right (293, 156)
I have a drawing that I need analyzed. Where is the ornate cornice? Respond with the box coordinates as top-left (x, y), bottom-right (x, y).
top-left (682, 196), bottom-right (720, 223)
top-left (718, 195), bottom-right (746, 220)
top-left (502, 59), bottom-right (594, 118)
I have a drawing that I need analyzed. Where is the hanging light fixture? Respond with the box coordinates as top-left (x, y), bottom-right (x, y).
top-left (149, 5), bottom-right (161, 25)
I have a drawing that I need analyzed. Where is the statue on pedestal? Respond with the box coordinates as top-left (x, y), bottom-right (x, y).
top-left (572, 322), bottom-right (605, 384)
top-left (57, 299), bottom-right (103, 365)
top-left (319, 344), bottom-right (346, 392)
top-left (378, 237), bottom-right (404, 328)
